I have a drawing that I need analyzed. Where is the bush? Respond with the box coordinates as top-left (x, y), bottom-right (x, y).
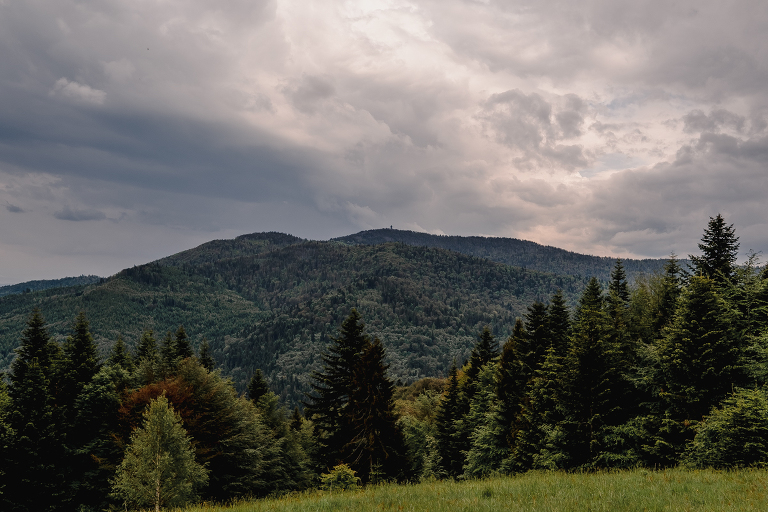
top-left (684, 388), bottom-right (768, 468)
top-left (320, 464), bottom-right (361, 491)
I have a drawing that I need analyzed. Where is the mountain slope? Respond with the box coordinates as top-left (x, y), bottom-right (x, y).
top-left (0, 235), bottom-right (590, 405)
top-left (0, 275), bottom-right (102, 297)
top-left (334, 229), bottom-right (672, 282)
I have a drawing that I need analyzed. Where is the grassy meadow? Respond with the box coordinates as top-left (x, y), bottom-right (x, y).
top-left (185, 469), bottom-right (768, 512)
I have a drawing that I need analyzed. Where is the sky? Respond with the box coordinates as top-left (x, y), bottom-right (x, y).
top-left (1, 0), bottom-right (768, 284)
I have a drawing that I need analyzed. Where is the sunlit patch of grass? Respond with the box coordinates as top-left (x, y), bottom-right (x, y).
top-left (183, 469), bottom-right (768, 512)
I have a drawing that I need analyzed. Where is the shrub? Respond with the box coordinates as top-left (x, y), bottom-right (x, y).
top-left (320, 464), bottom-right (361, 491)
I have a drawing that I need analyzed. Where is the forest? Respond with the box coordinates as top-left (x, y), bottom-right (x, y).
top-left (2, 214), bottom-right (768, 511)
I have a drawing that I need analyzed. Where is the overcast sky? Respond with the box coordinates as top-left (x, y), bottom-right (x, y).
top-left (1, 0), bottom-right (767, 284)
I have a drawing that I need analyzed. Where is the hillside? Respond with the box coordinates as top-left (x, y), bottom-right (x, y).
top-left (0, 275), bottom-right (102, 297)
top-left (334, 228), bottom-right (672, 282)
top-left (0, 233), bottom-right (592, 405)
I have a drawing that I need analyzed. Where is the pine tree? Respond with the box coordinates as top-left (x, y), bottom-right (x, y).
top-left (305, 309), bottom-right (370, 469)
top-left (464, 327), bottom-right (499, 388)
top-left (160, 331), bottom-right (177, 377)
top-left (689, 213), bottom-right (739, 283)
top-left (9, 309), bottom-right (59, 390)
top-left (494, 320), bottom-right (528, 470)
top-left (112, 395), bottom-right (208, 512)
top-left (547, 289), bottom-right (571, 355)
top-left (344, 338), bottom-right (407, 483)
top-left (0, 381), bottom-right (11, 503)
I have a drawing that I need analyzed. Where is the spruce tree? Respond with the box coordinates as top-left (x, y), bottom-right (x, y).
top-left (547, 290), bottom-right (571, 355)
top-left (6, 360), bottom-right (63, 512)
top-left (435, 362), bottom-right (462, 477)
top-left (108, 336), bottom-right (135, 373)
top-left (112, 395), bottom-right (208, 512)
top-left (248, 369), bottom-right (271, 403)
top-left (136, 329), bottom-right (159, 383)
top-left (160, 331), bottom-right (177, 377)
top-left (689, 213), bottom-right (739, 283)
top-left (175, 325), bottom-right (193, 360)
top-left (658, 276), bottom-right (742, 430)
top-left (345, 338), bottom-right (407, 483)
top-left (198, 338), bottom-right (215, 372)
top-left (463, 363), bottom-right (507, 478)
top-left (651, 254), bottom-right (682, 337)
top-left (305, 309), bottom-right (370, 469)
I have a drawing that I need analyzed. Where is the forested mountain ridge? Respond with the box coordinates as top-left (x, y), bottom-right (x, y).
top-left (334, 228), bottom-right (674, 282)
top-left (0, 235), bottom-right (594, 405)
top-left (0, 275), bottom-right (102, 297)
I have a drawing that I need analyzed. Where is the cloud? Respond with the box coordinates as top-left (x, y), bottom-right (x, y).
top-left (1, 0), bottom-right (768, 281)
top-left (50, 78), bottom-right (106, 105)
top-left (6, 203), bottom-right (24, 213)
top-left (54, 206), bottom-right (107, 221)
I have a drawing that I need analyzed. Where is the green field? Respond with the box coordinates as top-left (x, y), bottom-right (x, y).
top-left (186, 469), bottom-right (768, 512)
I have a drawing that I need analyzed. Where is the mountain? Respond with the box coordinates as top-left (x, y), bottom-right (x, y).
top-left (0, 230), bottom-right (668, 406)
top-left (0, 275), bottom-right (103, 297)
top-left (334, 228), bottom-right (673, 282)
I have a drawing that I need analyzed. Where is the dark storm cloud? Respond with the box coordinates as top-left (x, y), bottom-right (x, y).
top-left (6, 203), bottom-right (24, 213)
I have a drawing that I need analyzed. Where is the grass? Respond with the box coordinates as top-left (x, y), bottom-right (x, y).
top-left (183, 469), bottom-right (768, 512)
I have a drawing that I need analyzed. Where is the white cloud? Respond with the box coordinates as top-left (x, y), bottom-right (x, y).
top-left (50, 78), bottom-right (106, 105)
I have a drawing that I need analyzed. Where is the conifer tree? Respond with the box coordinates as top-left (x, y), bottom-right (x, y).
top-left (305, 309), bottom-right (370, 469)
top-left (137, 329), bottom-right (159, 383)
top-left (198, 338), bottom-right (215, 371)
top-left (108, 336), bottom-right (135, 373)
top-left (658, 276), bottom-right (743, 451)
top-left (494, 320), bottom-right (528, 470)
top-left (175, 325), bottom-right (193, 360)
top-left (6, 360), bottom-right (63, 512)
top-left (559, 277), bottom-right (621, 468)
top-left (435, 362), bottom-right (462, 477)
top-left (547, 290), bottom-right (571, 355)
top-left (651, 254), bottom-right (682, 337)
top-left (0, 381), bottom-right (11, 503)
top-left (464, 363), bottom-right (508, 478)
top-left (464, 327), bottom-right (499, 389)
top-left (5, 310), bottom-right (65, 512)
top-left (345, 338), bottom-right (407, 483)
top-left (689, 213), bottom-right (739, 283)
top-left (248, 369), bottom-right (271, 403)
top-left (523, 302), bottom-right (550, 373)
top-left (112, 395), bottom-right (208, 512)
top-left (160, 331), bottom-right (177, 376)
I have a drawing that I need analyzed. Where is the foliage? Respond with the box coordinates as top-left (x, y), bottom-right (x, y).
top-left (684, 388), bottom-right (768, 469)
top-left (111, 394), bottom-right (208, 511)
top-left (319, 464), bottom-right (360, 491)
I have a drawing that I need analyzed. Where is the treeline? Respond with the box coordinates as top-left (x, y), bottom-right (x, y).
top-left (397, 214), bottom-right (768, 478)
top-left (0, 313), bottom-right (315, 511)
top-left (333, 228), bottom-right (671, 282)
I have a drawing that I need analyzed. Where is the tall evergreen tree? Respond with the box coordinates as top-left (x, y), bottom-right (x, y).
top-left (305, 309), bottom-right (370, 469)
top-left (547, 290), bottom-right (571, 355)
top-left (59, 312), bottom-right (100, 418)
top-left (5, 310), bottom-right (64, 512)
top-left (198, 338), bottom-right (215, 372)
top-left (689, 213), bottom-right (739, 283)
top-left (345, 338), bottom-right (407, 483)
top-left (435, 362), bottom-right (463, 477)
top-left (657, 276), bottom-right (743, 454)
top-left (175, 325), bottom-right (193, 360)
top-left (6, 360), bottom-right (63, 512)
top-left (136, 329), bottom-right (159, 384)
top-left (651, 254), bottom-right (683, 337)
top-left (248, 369), bottom-right (271, 403)
top-left (108, 336), bottom-right (135, 373)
